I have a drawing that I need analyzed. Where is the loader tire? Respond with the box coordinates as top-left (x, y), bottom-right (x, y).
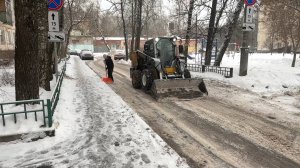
top-left (141, 69), bottom-right (153, 91)
top-left (184, 69), bottom-right (191, 78)
top-left (132, 70), bottom-right (142, 89)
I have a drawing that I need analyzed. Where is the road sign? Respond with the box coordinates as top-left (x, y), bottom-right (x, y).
top-left (48, 11), bottom-right (59, 32)
top-left (48, 0), bottom-right (63, 11)
top-left (48, 32), bottom-right (65, 42)
top-left (246, 6), bottom-right (254, 23)
top-left (244, 0), bottom-right (256, 6)
top-left (242, 23), bottom-right (255, 31)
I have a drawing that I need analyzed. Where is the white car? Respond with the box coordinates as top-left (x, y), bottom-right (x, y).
top-left (79, 50), bottom-right (94, 60)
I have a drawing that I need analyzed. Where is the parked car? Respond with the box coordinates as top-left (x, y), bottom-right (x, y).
top-left (111, 50), bottom-right (126, 60)
top-left (80, 50), bottom-right (94, 60)
top-left (68, 49), bottom-right (80, 56)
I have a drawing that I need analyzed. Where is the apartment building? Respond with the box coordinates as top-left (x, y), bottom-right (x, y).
top-left (0, 0), bottom-right (14, 63)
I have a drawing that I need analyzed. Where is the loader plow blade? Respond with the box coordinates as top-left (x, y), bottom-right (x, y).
top-left (151, 78), bottom-right (208, 100)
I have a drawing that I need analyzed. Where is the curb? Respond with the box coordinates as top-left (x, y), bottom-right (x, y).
top-left (0, 129), bottom-right (55, 143)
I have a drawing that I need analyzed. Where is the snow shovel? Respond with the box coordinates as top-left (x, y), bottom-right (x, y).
top-left (102, 69), bottom-right (113, 84)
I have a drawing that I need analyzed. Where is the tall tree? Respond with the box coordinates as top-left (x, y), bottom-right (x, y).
top-left (214, 0), bottom-right (244, 66)
top-left (64, 0), bottom-right (92, 55)
top-left (130, 0), bottom-right (137, 53)
top-left (134, 0), bottom-right (143, 50)
top-left (262, 0), bottom-right (300, 67)
top-left (37, 0), bottom-right (51, 91)
top-left (120, 0), bottom-right (129, 60)
top-left (184, 0), bottom-right (195, 64)
top-left (205, 0), bottom-right (218, 65)
top-left (15, 0), bottom-right (40, 100)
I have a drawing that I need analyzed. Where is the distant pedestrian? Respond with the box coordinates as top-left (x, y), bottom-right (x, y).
top-left (105, 56), bottom-right (114, 82)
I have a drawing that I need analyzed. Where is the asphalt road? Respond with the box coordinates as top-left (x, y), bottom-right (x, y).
top-left (88, 58), bottom-right (300, 168)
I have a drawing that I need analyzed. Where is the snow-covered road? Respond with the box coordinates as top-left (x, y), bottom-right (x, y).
top-left (0, 56), bottom-right (189, 168)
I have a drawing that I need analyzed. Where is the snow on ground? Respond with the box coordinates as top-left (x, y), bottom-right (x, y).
top-left (0, 61), bottom-right (64, 136)
top-left (93, 52), bottom-right (109, 59)
top-left (0, 56), bottom-right (189, 168)
top-left (116, 59), bottom-right (131, 65)
top-left (189, 53), bottom-right (300, 95)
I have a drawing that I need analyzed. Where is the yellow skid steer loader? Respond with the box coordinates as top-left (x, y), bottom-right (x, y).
top-left (130, 37), bottom-right (208, 100)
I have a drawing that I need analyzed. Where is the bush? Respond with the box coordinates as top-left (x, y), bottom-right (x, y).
top-left (0, 67), bottom-right (15, 86)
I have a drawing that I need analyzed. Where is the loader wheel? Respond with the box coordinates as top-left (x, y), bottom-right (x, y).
top-left (184, 69), bottom-right (191, 78)
top-left (132, 70), bottom-right (142, 89)
top-left (141, 69), bottom-right (153, 91)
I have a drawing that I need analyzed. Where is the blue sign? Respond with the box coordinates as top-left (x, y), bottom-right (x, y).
top-left (244, 0), bottom-right (256, 6)
top-left (48, 0), bottom-right (63, 11)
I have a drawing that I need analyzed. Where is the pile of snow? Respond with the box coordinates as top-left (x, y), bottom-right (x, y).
top-left (116, 59), bottom-right (131, 65)
top-left (93, 52), bottom-right (109, 59)
top-left (190, 53), bottom-right (300, 94)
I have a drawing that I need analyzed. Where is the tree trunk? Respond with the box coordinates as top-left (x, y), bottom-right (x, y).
top-left (214, 0), bottom-right (244, 66)
top-left (205, 0), bottom-right (218, 65)
top-left (37, 0), bottom-right (51, 91)
top-left (47, 43), bottom-right (54, 81)
top-left (184, 0), bottom-right (195, 64)
top-left (135, 0), bottom-right (143, 50)
top-left (15, 0), bottom-right (40, 101)
top-left (292, 52), bottom-right (297, 67)
top-left (130, 0), bottom-right (136, 54)
top-left (120, 0), bottom-right (129, 60)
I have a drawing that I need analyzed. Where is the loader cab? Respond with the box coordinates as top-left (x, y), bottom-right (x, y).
top-left (155, 38), bottom-right (176, 67)
top-left (144, 39), bottom-right (155, 58)
top-left (144, 37), bottom-right (176, 57)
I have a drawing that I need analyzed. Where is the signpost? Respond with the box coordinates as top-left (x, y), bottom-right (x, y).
top-left (246, 6), bottom-right (254, 23)
top-left (48, 11), bottom-right (59, 32)
top-left (240, 0), bottom-right (257, 76)
top-left (48, 0), bottom-right (64, 81)
top-left (48, 0), bottom-right (64, 10)
top-left (242, 23), bottom-right (255, 31)
top-left (244, 0), bottom-right (256, 6)
top-left (48, 32), bottom-right (65, 42)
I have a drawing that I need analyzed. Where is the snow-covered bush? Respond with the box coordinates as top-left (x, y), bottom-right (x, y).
top-left (0, 66), bottom-right (15, 86)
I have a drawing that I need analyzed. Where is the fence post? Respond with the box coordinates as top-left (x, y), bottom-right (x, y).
top-left (47, 99), bottom-right (53, 127)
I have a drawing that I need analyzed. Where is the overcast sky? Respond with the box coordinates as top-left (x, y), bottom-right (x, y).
top-left (99, 0), bottom-right (173, 15)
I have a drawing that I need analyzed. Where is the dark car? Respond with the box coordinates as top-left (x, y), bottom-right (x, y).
top-left (80, 50), bottom-right (94, 60)
top-left (68, 49), bottom-right (80, 56)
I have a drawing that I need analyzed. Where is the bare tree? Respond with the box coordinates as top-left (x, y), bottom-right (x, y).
top-left (204, 0), bottom-right (217, 65)
top-left (184, 0), bottom-right (196, 64)
top-left (262, 0), bottom-right (300, 67)
top-left (134, 0), bottom-right (143, 50)
top-left (120, 0), bottom-right (129, 60)
top-left (214, 0), bottom-right (244, 66)
top-left (64, 0), bottom-right (93, 54)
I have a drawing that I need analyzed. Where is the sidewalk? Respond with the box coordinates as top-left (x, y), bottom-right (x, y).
top-left (0, 56), bottom-right (189, 167)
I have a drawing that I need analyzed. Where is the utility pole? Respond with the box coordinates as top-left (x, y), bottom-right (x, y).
top-left (240, 0), bottom-right (256, 76)
top-left (239, 4), bottom-right (249, 76)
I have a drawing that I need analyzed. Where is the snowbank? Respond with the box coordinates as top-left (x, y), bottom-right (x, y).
top-left (191, 53), bottom-right (300, 95)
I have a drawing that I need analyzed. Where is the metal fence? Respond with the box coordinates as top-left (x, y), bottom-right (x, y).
top-left (187, 64), bottom-right (233, 78)
top-left (0, 61), bottom-right (66, 128)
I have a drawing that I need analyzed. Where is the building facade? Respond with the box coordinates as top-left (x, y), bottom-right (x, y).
top-left (0, 0), bottom-right (15, 63)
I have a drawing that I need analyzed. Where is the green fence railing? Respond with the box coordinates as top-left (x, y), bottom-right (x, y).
top-left (0, 99), bottom-right (46, 127)
top-left (47, 61), bottom-right (66, 127)
top-left (0, 61), bottom-right (67, 128)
